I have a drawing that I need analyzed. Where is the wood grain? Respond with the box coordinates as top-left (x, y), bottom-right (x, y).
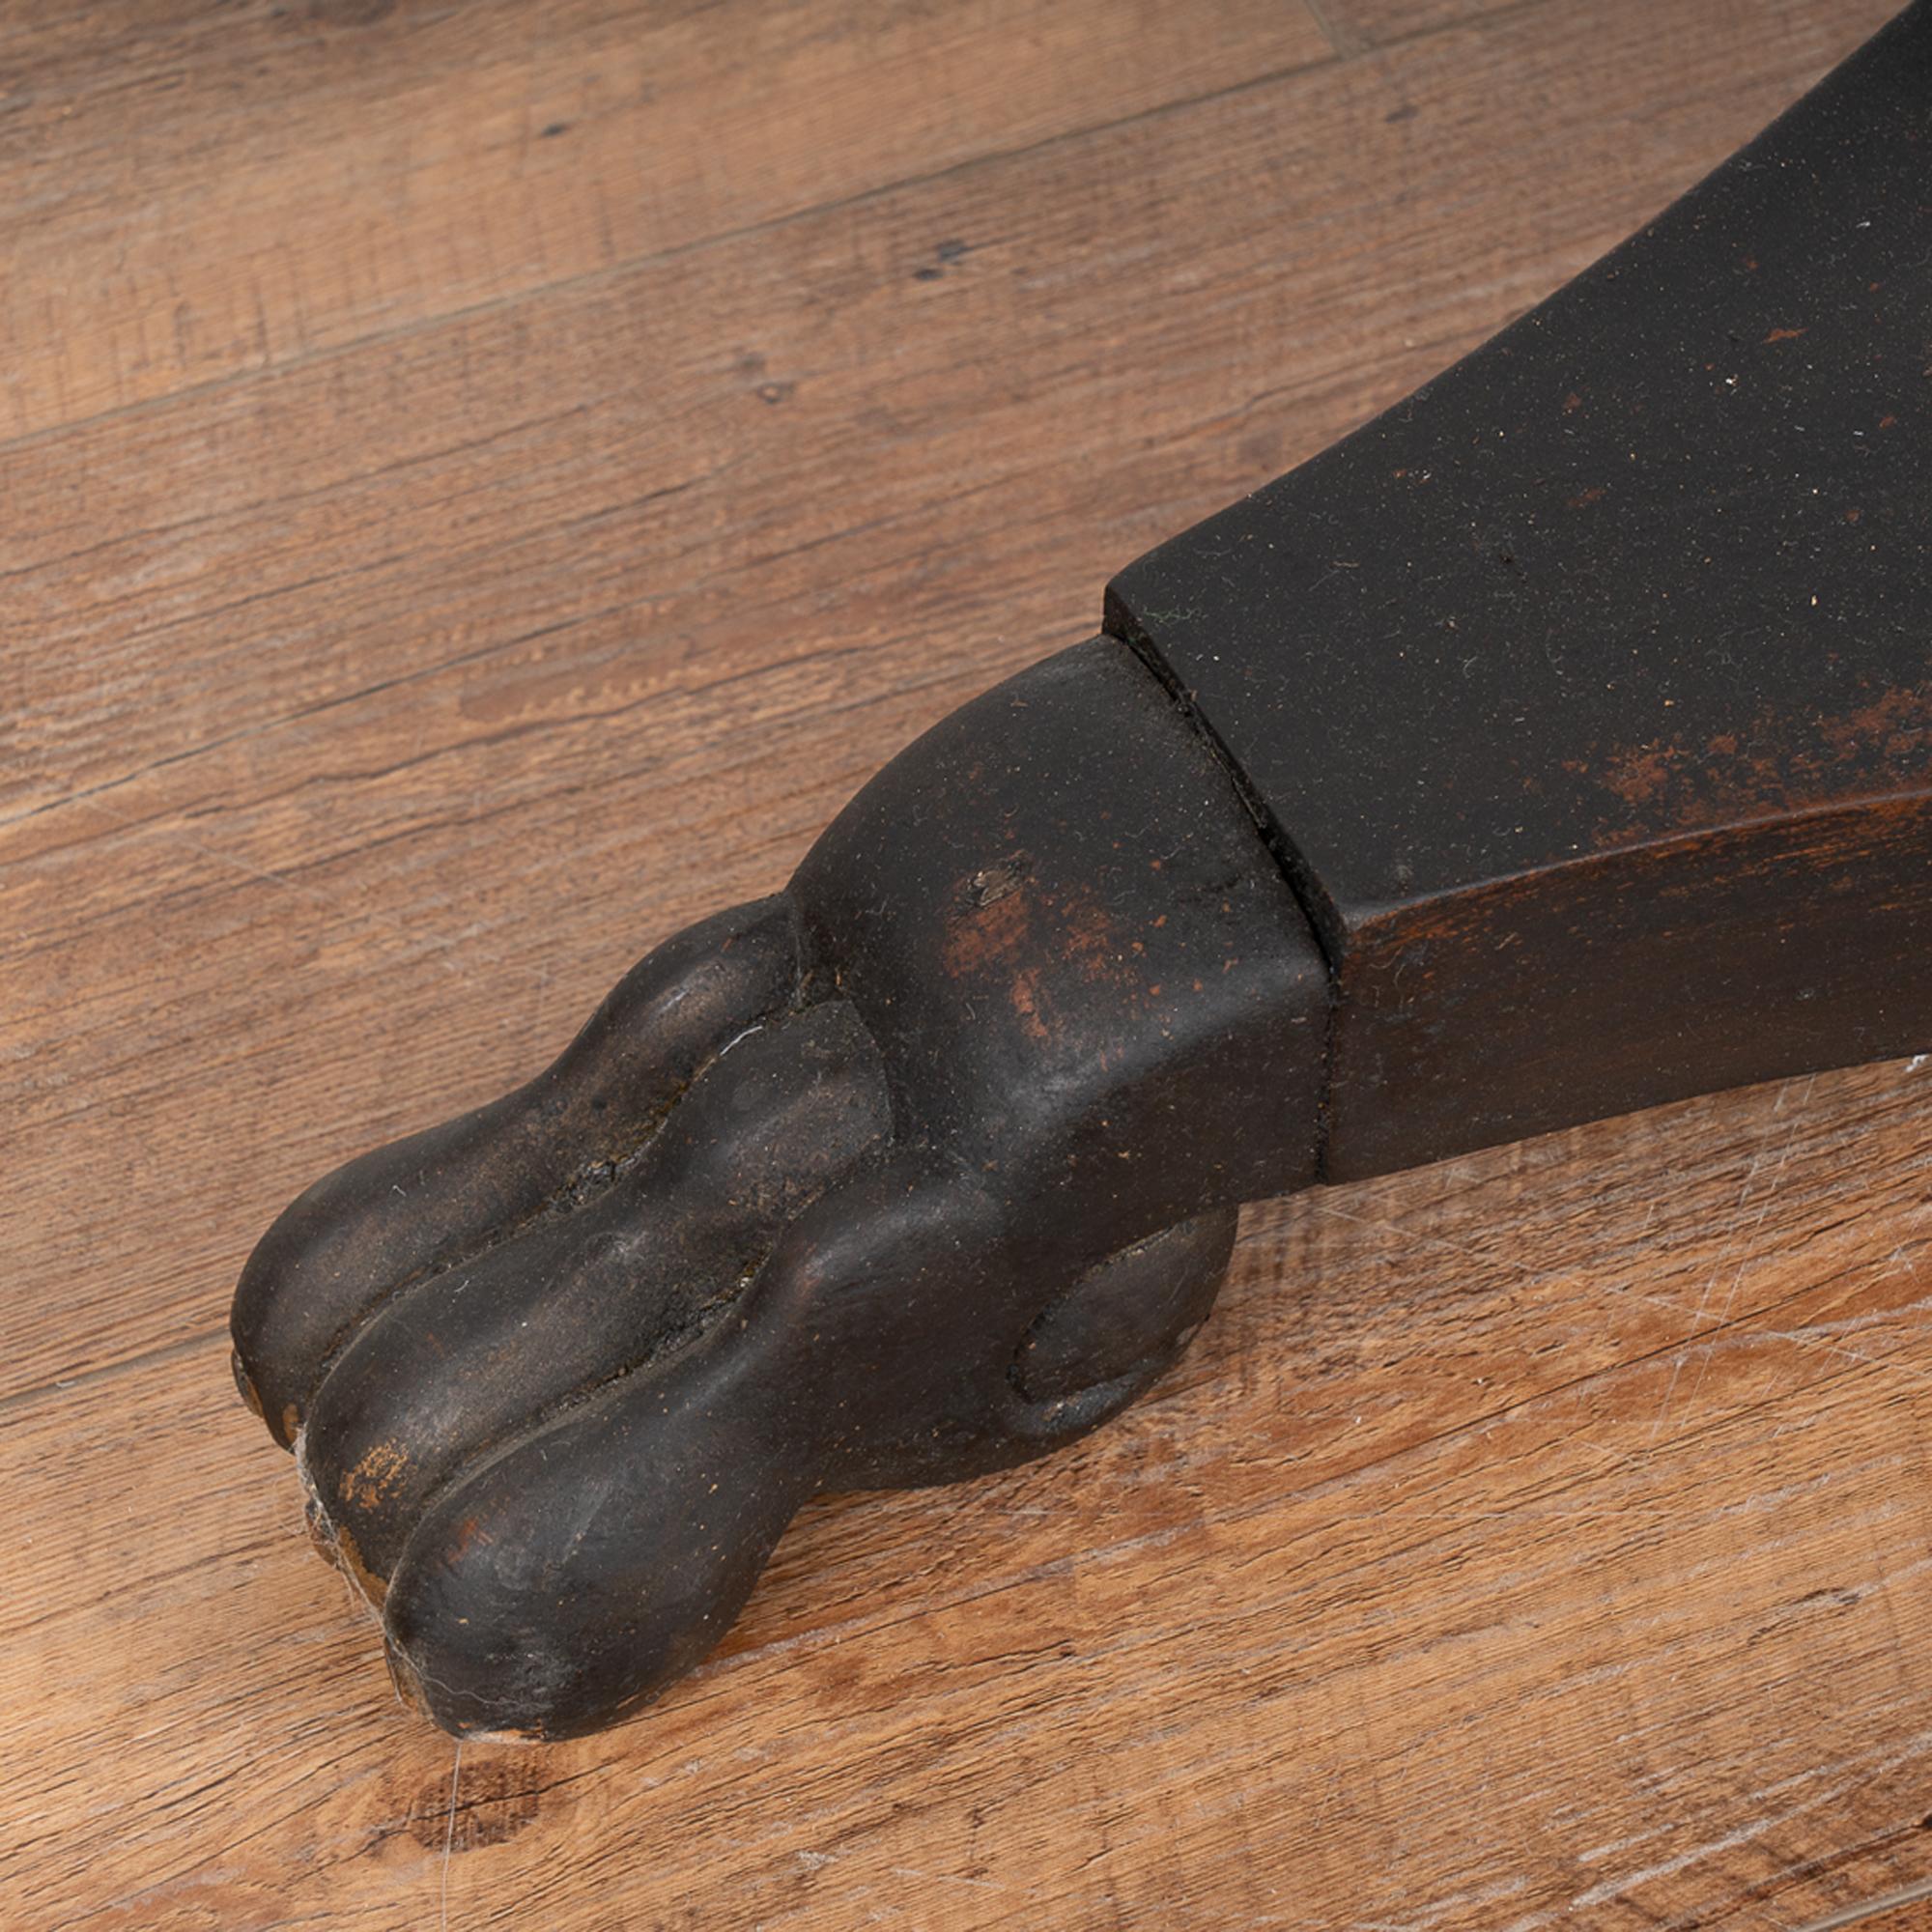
top-left (0, 0), bottom-right (1332, 440)
top-left (3, 0), bottom-right (1924, 1926)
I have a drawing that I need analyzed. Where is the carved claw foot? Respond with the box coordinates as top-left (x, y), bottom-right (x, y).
top-left (231, 641), bottom-right (1326, 1738)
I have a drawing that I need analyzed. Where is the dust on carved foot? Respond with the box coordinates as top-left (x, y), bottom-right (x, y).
top-left (229, 639), bottom-right (1329, 1739)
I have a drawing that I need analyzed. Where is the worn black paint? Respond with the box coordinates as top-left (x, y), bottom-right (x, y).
top-left (1109, 1), bottom-right (1932, 1175)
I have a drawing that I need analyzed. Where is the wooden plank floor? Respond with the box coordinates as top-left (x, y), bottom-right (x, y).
top-left (4, 1), bottom-right (1926, 1925)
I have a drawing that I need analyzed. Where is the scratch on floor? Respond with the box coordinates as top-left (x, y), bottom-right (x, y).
top-left (1652, 1075), bottom-right (1816, 1445)
top-left (1574, 1719), bottom-right (1932, 1913)
top-left (1796, 1871), bottom-right (1932, 1932)
top-left (439, 1740), bottom-right (462, 1932)
top-left (886, 1865), bottom-right (1009, 1894)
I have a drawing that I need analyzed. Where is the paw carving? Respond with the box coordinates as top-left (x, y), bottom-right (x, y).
top-left (231, 639), bottom-right (1327, 1737)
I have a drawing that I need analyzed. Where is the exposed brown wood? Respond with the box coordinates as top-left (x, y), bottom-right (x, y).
top-left (3, 0), bottom-right (1923, 1924)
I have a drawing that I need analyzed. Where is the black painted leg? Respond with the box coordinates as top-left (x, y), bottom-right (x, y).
top-left (232, 3), bottom-right (1932, 1737)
